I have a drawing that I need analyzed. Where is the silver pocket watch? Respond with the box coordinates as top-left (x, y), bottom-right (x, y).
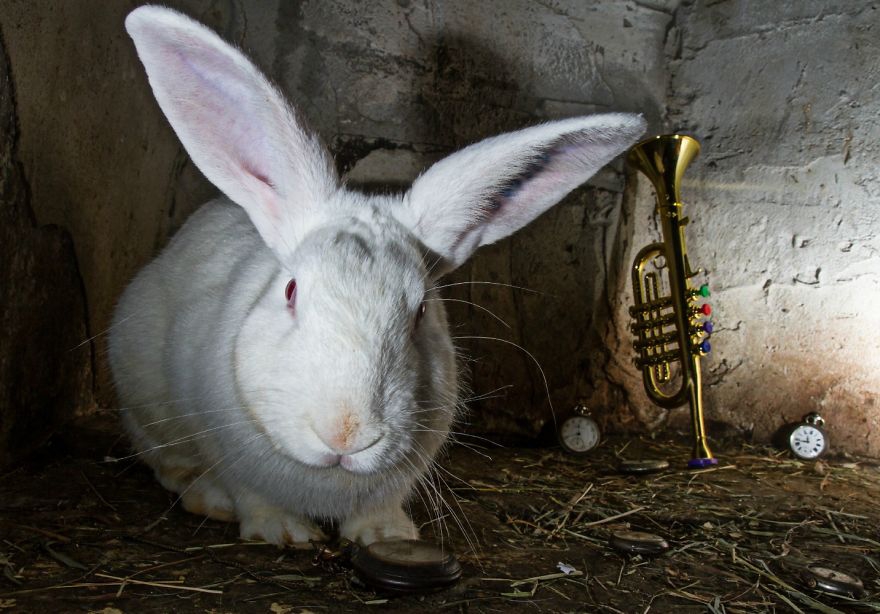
top-left (785, 412), bottom-right (828, 460)
top-left (558, 404), bottom-right (602, 455)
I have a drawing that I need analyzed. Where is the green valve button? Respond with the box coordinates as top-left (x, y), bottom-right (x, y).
top-left (699, 284), bottom-right (710, 297)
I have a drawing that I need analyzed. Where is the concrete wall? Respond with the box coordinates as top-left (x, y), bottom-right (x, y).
top-left (1, 0), bottom-right (878, 462)
top-left (0, 1), bottom-right (221, 409)
top-left (273, 0), bottom-right (676, 438)
top-left (0, 29), bottom-right (91, 467)
top-left (0, 0), bottom-right (675, 451)
top-left (605, 0), bottom-right (880, 456)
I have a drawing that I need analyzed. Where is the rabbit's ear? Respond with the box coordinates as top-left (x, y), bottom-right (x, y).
top-left (400, 114), bottom-right (646, 275)
top-left (125, 6), bottom-right (337, 257)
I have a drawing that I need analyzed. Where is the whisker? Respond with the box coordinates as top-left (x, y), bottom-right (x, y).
top-left (162, 432), bottom-right (266, 520)
top-left (453, 334), bottom-right (557, 427)
top-left (414, 442), bottom-right (484, 492)
top-left (399, 463), bottom-right (444, 542)
top-left (140, 407), bottom-right (247, 427)
top-left (414, 425), bottom-right (501, 449)
top-left (459, 384), bottom-right (515, 403)
top-left (401, 454), bottom-right (453, 545)
top-left (408, 445), bottom-right (480, 559)
top-left (419, 250), bottom-right (445, 284)
top-left (410, 385), bottom-right (511, 416)
top-left (107, 419), bottom-right (265, 462)
top-left (429, 280), bottom-right (541, 294)
top-left (109, 396), bottom-right (208, 413)
top-left (69, 311), bottom-right (141, 350)
top-left (425, 297), bottom-right (510, 329)
top-left (430, 435), bottom-right (493, 459)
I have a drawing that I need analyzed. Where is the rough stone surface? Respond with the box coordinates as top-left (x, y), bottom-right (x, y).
top-left (1, 0), bottom-right (877, 461)
top-left (274, 0), bottom-right (676, 438)
top-left (0, 0), bottom-right (673, 444)
top-left (0, 1), bottom-right (223, 405)
top-left (605, 0), bottom-right (880, 456)
top-left (0, 29), bottom-right (91, 468)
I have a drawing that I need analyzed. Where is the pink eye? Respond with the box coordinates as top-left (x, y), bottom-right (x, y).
top-left (285, 279), bottom-right (297, 308)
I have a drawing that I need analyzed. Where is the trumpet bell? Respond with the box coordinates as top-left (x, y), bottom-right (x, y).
top-left (627, 135), bottom-right (700, 205)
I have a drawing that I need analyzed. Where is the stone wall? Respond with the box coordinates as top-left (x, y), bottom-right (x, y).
top-left (0, 0), bottom-right (675, 455)
top-left (273, 0), bottom-right (676, 437)
top-left (1, 0), bottom-right (877, 463)
top-left (606, 0), bottom-right (880, 456)
top-left (0, 29), bottom-right (91, 468)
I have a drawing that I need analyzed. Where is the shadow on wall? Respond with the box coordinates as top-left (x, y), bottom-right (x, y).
top-left (0, 0), bottom-right (666, 468)
top-left (320, 29), bottom-right (663, 440)
top-left (0, 31), bottom-right (92, 469)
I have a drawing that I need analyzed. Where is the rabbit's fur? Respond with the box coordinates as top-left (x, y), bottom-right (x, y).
top-left (110, 5), bottom-right (646, 546)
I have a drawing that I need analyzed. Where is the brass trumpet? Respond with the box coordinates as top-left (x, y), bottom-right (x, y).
top-left (627, 135), bottom-right (716, 468)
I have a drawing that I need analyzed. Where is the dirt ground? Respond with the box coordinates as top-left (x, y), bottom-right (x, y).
top-left (1, 414), bottom-right (878, 613)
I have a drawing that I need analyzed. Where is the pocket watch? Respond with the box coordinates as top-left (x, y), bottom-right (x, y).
top-left (350, 539), bottom-right (462, 593)
top-left (784, 413), bottom-right (828, 460)
top-left (618, 458), bottom-right (670, 474)
top-left (609, 530), bottom-right (670, 555)
top-left (558, 404), bottom-right (601, 455)
top-left (803, 564), bottom-right (865, 599)
top-left (314, 539), bottom-right (462, 593)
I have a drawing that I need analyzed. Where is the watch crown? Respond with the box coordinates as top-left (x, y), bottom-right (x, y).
top-left (804, 412), bottom-right (825, 427)
top-left (573, 403), bottom-right (590, 416)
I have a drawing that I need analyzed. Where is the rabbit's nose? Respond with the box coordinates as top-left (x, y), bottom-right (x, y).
top-left (314, 409), bottom-right (380, 455)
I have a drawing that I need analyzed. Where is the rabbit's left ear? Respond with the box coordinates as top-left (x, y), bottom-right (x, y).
top-left (398, 113), bottom-right (646, 276)
top-left (125, 6), bottom-right (338, 258)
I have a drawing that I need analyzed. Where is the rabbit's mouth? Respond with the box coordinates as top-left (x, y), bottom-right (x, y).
top-left (338, 438), bottom-right (389, 475)
top-left (304, 452), bottom-right (380, 475)
top-left (338, 449), bottom-right (380, 474)
top-left (286, 428), bottom-right (391, 475)
top-left (293, 451), bottom-right (383, 476)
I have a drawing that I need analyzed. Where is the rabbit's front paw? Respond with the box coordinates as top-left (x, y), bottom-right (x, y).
top-left (180, 479), bottom-right (237, 522)
top-left (340, 505), bottom-right (418, 545)
top-left (238, 506), bottom-right (327, 548)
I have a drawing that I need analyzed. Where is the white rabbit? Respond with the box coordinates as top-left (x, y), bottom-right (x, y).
top-left (109, 5), bottom-right (646, 546)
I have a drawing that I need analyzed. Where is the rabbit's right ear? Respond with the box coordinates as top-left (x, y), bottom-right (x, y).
top-left (125, 6), bottom-right (337, 257)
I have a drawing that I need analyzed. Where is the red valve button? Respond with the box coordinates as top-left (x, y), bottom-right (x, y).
top-left (700, 304), bottom-right (711, 316)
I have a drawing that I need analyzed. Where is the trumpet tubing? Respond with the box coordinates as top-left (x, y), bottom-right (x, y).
top-left (627, 135), bottom-right (717, 468)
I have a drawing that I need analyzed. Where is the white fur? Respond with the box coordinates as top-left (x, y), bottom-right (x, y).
top-left (110, 5), bottom-right (646, 545)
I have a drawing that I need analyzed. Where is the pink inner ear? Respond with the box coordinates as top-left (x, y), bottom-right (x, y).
top-left (242, 162), bottom-right (282, 220)
top-left (242, 160), bottom-right (275, 190)
top-left (152, 39), bottom-right (286, 225)
top-left (512, 169), bottom-right (567, 203)
top-left (487, 167), bottom-right (566, 220)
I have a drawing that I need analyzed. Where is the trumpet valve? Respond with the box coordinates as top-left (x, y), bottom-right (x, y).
top-left (692, 339), bottom-right (712, 355)
top-left (689, 303), bottom-right (712, 318)
top-left (689, 320), bottom-right (713, 336)
top-left (628, 295), bottom-right (673, 318)
top-left (688, 284), bottom-right (711, 300)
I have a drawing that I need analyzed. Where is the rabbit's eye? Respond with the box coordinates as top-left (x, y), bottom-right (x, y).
top-left (285, 279), bottom-right (297, 309)
top-left (414, 301), bottom-right (427, 328)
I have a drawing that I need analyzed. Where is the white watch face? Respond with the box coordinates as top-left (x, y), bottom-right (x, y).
top-left (790, 425), bottom-right (826, 459)
top-left (560, 416), bottom-right (600, 453)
